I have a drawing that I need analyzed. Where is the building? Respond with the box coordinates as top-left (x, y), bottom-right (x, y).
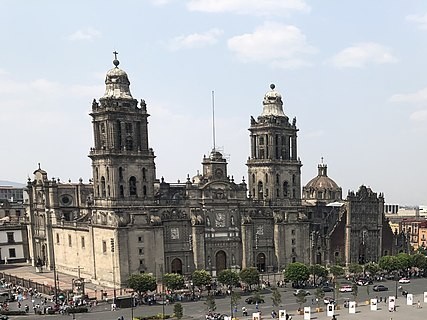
top-left (26, 56), bottom-right (400, 290)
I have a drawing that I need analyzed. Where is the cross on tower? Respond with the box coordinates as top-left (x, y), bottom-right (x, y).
top-left (113, 51), bottom-right (119, 60)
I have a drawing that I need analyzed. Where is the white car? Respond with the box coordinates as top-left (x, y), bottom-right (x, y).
top-left (398, 278), bottom-right (410, 284)
top-left (339, 285), bottom-right (353, 292)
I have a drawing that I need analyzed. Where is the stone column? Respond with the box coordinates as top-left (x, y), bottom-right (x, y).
top-left (192, 224), bottom-right (205, 270)
top-left (241, 222), bottom-right (253, 269)
top-left (345, 207), bottom-right (351, 266)
top-left (274, 222), bottom-right (285, 270)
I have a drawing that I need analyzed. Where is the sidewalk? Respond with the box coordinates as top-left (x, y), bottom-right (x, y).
top-left (0, 262), bottom-right (117, 300)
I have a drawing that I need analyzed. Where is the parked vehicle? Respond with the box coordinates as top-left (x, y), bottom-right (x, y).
top-left (322, 286), bottom-right (334, 292)
top-left (0, 291), bottom-right (14, 303)
top-left (245, 296), bottom-right (265, 304)
top-left (373, 285), bottom-right (388, 292)
top-left (293, 289), bottom-right (310, 296)
top-left (398, 278), bottom-right (410, 284)
top-left (339, 285), bottom-right (353, 293)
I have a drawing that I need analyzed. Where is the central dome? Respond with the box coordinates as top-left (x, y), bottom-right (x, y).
top-left (303, 163), bottom-right (342, 203)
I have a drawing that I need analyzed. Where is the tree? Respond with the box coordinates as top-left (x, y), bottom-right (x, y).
top-left (217, 269), bottom-right (240, 288)
top-left (378, 256), bottom-right (400, 273)
top-left (410, 253), bottom-right (427, 269)
top-left (348, 263), bottom-right (363, 275)
top-left (364, 262), bottom-right (380, 275)
top-left (163, 273), bottom-right (185, 291)
top-left (314, 287), bottom-right (325, 308)
top-left (205, 295), bottom-right (216, 312)
top-left (174, 303), bottom-right (184, 320)
top-left (396, 253), bottom-right (411, 272)
top-left (192, 270), bottom-right (212, 289)
top-left (284, 263), bottom-right (309, 287)
top-left (309, 264), bottom-right (328, 285)
top-left (329, 265), bottom-right (345, 278)
top-left (295, 290), bottom-right (307, 311)
top-left (239, 267), bottom-right (260, 290)
top-left (127, 273), bottom-right (157, 295)
top-left (271, 288), bottom-right (282, 308)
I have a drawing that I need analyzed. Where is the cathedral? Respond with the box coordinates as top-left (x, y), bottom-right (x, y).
top-left (25, 56), bottom-right (403, 289)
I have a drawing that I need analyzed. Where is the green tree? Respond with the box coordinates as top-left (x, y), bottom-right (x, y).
top-left (348, 263), bottom-right (363, 275)
top-left (314, 287), bottom-right (325, 308)
top-left (364, 262), bottom-right (380, 275)
top-left (127, 273), bottom-right (157, 295)
top-left (174, 303), bottom-right (184, 320)
top-left (309, 264), bottom-right (328, 285)
top-left (284, 262), bottom-right (310, 287)
top-left (217, 269), bottom-right (240, 288)
top-left (163, 273), bottom-right (185, 291)
top-left (192, 270), bottom-right (212, 289)
top-left (329, 265), bottom-right (345, 278)
top-left (410, 253), bottom-right (427, 269)
top-left (295, 291), bottom-right (307, 311)
top-left (396, 253), bottom-right (411, 271)
top-left (205, 295), bottom-right (216, 312)
top-left (239, 267), bottom-right (260, 290)
top-left (351, 283), bottom-right (358, 301)
top-left (378, 255), bottom-right (400, 272)
top-left (271, 288), bottom-right (282, 308)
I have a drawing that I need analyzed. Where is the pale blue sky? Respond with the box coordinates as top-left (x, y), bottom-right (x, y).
top-left (1, 0), bottom-right (427, 205)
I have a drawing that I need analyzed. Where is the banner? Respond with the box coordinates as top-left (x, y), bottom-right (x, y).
top-left (370, 298), bottom-right (378, 311)
top-left (407, 293), bottom-right (413, 306)
top-left (388, 296), bottom-right (395, 312)
top-left (252, 312), bottom-right (261, 320)
top-left (348, 301), bottom-right (356, 314)
top-left (326, 304), bottom-right (334, 317)
top-left (303, 306), bottom-right (311, 320)
top-left (278, 310), bottom-right (287, 320)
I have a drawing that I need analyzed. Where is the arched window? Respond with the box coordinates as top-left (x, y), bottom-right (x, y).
top-left (129, 176), bottom-right (137, 196)
top-left (95, 168), bottom-right (99, 180)
top-left (283, 181), bottom-right (288, 197)
top-left (119, 185), bottom-right (124, 198)
top-left (257, 181), bottom-right (263, 199)
top-left (292, 174), bottom-right (296, 185)
top-left (143, 185), bottom-right (147, 196)
top-left (292, 188), bottom-right (296, 198)
top-left (265, 173), bottom-right (268, 183)
top-left (101, 177), bottom-right (106, 197)
top-left (107, 185), bottom-right (110, 197)
top-left (119, 167), bottom-right (123, 180)
top-left (96, 186), bottom-right (100, 197)
top-left (106, 167), bottom-right (110, 181)
top-left (125, 137), bottom-right (133, 151)
top-left (142, 168), bottom-right (147, 181)
top-left (276, 174), bottom-right (280, 184)
top-left (252, 173), bottom-right (256, 183)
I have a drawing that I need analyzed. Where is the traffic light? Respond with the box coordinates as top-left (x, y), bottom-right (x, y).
top-left (110, 238), bottom-right (115, 252)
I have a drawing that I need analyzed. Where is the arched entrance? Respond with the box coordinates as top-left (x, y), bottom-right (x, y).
top-left (216, 250), bottom-right (226, 273)
top-left (256, 253), bottom-right (266, 272)
top-left (171, 258), bottom-right (183, 274)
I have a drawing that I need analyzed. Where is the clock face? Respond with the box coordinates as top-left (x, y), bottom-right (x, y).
top-left (215, 168), bottom-right (223, 178)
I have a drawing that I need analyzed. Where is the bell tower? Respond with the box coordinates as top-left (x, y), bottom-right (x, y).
top-left (246, 84), bottom-right (302, 204)
top-left (89, 53), bottom-right (156, 205)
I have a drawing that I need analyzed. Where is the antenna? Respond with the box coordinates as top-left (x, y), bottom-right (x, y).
top-left (212, 90), bottom-right (216, 151)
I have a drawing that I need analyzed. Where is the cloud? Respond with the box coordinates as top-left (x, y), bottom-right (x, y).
top-left (227, 22), bottom-right (316, 69)
top-left (410, 110), bottom-right (427, 122)
top-left (187, 0), bottom-right (310, 16)
top-left (150, 0), bottom-right (173, 5)
top-left (168, 28), bottom-right (223, 50)
top-left (406, 13), bottom-right (427, 30)
top-left (389, 87), bottom-right (427, 104)
top-left (329, 42), bottom-right (398, 68)
top-left (68, 27), bottom-right (101, 41)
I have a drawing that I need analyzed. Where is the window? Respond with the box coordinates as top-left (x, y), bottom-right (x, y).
top-left (138, 236), bottom-right (143, 243)
top-left (129, 176), bottom-right (137, 196)
top-left (68, 235), bottom-right (72, 247)
top-left (292, 257), bottom-right (296, 263)
top-left (81, 236), bottom-right (85, 249)
top-left (291, 229), bottom-right (296, 235)
top-left (139, 259), bottom-right (145, 266)
top-left (56, 233), bottom-right (60, 244)
top-left (142, 168), bottom-right (147, 181)
top-left (292, 247), bottom-right (296, 253)
top-left (119, 167), bottom-right (123, 180)
top-left (102, 241), bottom-right (107, 253)
top-left (9, 248), bottom-right (16, 258)
top-left (292, 239), bottom-right (296, 245)
top-left (139, 248), bottom-right (144, 255)
top-left (6, 232), bottom-right (14, 243)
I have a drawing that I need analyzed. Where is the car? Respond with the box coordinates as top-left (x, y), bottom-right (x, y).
top-left (293, 289), bottom-right (310, 296)
top-left (245, 297), bottom-right (265, 304)
top-left (322, 286), bottom-right (334, 292)
top-left (356, 278), bottom-right (373, 286)
top-left (398, 277), bottom-right (410, 284)
top-left (373, 285), bottom-right (388, 292)
top-left (323, 297), bottom-right (336, 305)
top-left (339, 285), bottom-right (353, 292)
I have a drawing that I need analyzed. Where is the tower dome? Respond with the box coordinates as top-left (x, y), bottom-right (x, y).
top-left (101, 53), bottom-right (133, 100)
top-left (303, 162), bottom-right (342, 203)
top-left (261, 83), bottom-right (285, 117)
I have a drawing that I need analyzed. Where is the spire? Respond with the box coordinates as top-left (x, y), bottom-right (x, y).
top-left (101, 52), bottom-right (133, 100)
top-left (261, 83), bottom-right (285, 117)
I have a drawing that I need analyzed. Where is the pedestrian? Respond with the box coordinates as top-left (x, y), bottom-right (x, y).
top-left (417, 300), bottom-right (421, 308)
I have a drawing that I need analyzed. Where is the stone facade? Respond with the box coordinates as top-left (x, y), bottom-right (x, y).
top-left (25, 56), bottom-right (403, 290)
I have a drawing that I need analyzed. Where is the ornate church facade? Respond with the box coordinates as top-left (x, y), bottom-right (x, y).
top-left (25, 57), bottom-right (403, 289)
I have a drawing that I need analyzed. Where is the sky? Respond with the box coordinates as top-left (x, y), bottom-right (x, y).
top-left (1, 0), bottom-right (426, 205)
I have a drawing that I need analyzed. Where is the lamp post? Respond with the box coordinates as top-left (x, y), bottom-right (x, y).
top-left (394, 271), bottom-right (398, 299)
top-left (110, 238), bottom-right (116, 305)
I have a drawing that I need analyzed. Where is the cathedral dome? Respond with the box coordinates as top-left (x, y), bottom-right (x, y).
top-left (303, 163), bottom-right (342, 202)
top-left (101, 55), bottom-right (134, 100)
top-left (261, 83), bottom-right (285, 117)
